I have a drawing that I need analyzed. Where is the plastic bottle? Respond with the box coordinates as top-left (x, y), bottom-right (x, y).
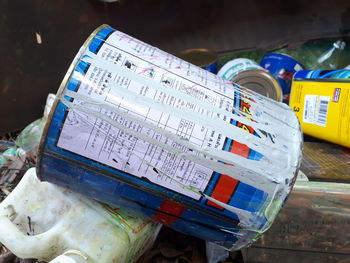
top-left (310, 40), bottom-right (346, 69)
top-left (0, 168), bottom-right (161, 263)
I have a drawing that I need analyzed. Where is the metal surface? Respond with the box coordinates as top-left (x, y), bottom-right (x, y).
top-left (232, 69), bottom-right (282, 101)
top-left (178, 48), bottom-right (218, 73)
top-left (38, 24), bottom-right (303, 251)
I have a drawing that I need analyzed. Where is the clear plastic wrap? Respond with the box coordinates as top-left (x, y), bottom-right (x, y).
top-left (38, 25), bottom-right (303, 250)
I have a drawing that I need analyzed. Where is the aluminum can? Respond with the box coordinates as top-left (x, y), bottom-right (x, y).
top-left (218, 59), bottom-right (283, 102)
top-left (231, 69), bottom-right (283, 102)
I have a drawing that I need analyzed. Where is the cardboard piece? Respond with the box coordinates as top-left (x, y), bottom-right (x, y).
top-left (301, 141), bottom-right (350, 182)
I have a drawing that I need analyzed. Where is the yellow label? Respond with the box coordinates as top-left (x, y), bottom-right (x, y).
top-left (289, 80), bottom-right (350, 147)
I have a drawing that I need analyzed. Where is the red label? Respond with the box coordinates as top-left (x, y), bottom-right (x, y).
top-left (230, 140), bottom-right (250, 158)
top-left (206, 174), bottom-right (239, 209)
top-left (152, 200), bottom-right (185, 226)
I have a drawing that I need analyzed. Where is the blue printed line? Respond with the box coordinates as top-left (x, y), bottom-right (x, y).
top-left (89, 26), bottom-right (116, 54)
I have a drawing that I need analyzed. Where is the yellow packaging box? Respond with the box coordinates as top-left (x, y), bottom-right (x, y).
top-left (289, 80), bottom-right (350, 147)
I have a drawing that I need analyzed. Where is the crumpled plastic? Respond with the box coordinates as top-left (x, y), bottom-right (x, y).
top-left (15, 93), bottom-right (56, 159)
top-left (218, 39), bottom-right (349, 70)
top-left (15, 116), bottom-right (47, 159)
top-left (0, 146), bottom-right (26, 187)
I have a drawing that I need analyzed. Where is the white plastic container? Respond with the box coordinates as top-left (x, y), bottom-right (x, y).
top-left (0, 168), bottom-right (161, 263)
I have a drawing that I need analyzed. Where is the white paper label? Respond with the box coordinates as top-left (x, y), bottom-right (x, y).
top-left (57, 31), bottom-right (235, 200)
top-left (302, 95), bottom-right (329, 127)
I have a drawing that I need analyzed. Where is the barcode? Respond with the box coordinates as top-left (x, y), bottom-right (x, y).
top-left (316, 96), bottom-right (330, 126)
top-left (303, 100), bottom-right (309, 120)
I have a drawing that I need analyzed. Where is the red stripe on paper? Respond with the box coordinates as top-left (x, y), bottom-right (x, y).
top-left (230, 140), bottom-right (250, 158)
top-left (206, 174), bottom-right (238, 209)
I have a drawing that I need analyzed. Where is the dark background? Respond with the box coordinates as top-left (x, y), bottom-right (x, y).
top-left (1, 0), bottom-right (350, 133)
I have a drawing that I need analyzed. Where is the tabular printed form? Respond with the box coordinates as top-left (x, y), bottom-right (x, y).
top-left (57, 31), bottom-right (235, 200)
